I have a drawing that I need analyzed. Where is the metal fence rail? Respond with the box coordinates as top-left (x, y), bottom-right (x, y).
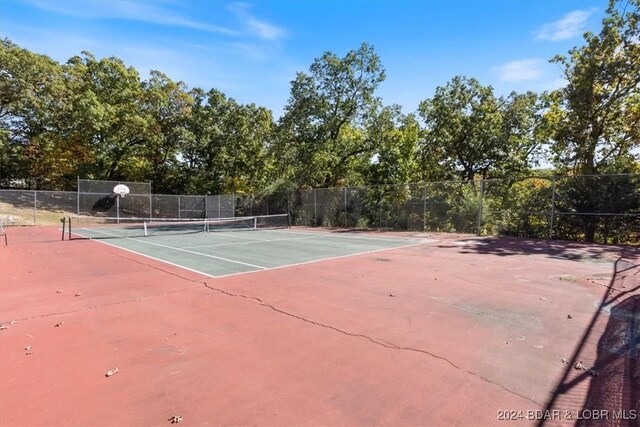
top-left (1, 174), bottom-right (638, 244)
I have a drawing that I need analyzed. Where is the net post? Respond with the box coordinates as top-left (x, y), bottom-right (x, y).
top-left (116, 196), bottom-right (120, 224)
top-left (61, 217), bottom-right (66, 241)
top-left (549, 175), bottom-right (556, 240)
top-left (253, 216), bottom-right (257, 230)
top-left (143, 220), bottom-right (148, 237)
top-left (217, 195), bottom-right (221, 218)
top-left (68, 216), bottom-right (72, 240)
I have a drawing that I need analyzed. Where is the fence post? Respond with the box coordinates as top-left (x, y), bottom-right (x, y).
top-left (344, 187), bottom-right (348, 228)
top-left (33, 191), bottom-right (37, 226)
top-left (76, 176), bottom-right (80, 215)
top-left (149, 181), bottom-right (153, 220)
top-left (549, 175), bottom-right (556, 240)
top-left (378, 190), bottom-right (383, 230)
top-left (313, 188), bottom-right (317, 226)
top-left (178, 195), bottom-right (181, 219)
top-left (422, 186), bottom-right (427, 232)
top-left (477, 179), bottom-right (485, 235)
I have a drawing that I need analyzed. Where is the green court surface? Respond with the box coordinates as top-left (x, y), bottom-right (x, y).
top-left (72, 227), bottom-right (427, 277)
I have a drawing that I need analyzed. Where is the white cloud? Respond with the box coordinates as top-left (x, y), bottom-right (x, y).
top-left (228, 2), bottom-right (287, 42)
top-left (543, 77), bottom-right (568, 91)
top-left (25, 0), bottom-right (239, 36)
top-left (535, 9), bottom-right (596, 41)
top-left (493, 58), bottom-right (545, 83)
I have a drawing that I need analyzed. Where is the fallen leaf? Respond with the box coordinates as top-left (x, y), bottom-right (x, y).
top-left (105, 367), bottom-right (118, 377)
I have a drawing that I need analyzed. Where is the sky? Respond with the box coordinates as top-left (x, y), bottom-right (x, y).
top-left (0, 0), bottom-right (607, 118)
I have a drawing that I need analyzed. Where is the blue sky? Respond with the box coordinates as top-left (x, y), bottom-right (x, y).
top-left (1, 0), bottom-right (605, 118)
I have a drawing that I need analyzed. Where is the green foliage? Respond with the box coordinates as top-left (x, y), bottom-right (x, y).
top-left (180, 89), bottom-right (274, 195)
top-left (0, 30), bottom-right (637, 244)
top-left (276, 42), bottom-right (385, 188)
top-left (547, 0), bottom-right (640, 174)
top-left (418, 76), bottom-right (543, 181)
top-left (483, 177), bottom-right (553, 238)
top-left (366, 106), bottom-right (420, 185)
top-left (0, 38), bottom-right (67, 188)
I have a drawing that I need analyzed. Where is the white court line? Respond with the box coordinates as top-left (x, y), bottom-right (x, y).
top-left (77, 228), bottom-right (268, 270)
top-left (256, 228), bottom-right (422, 243)
top-left (71, 228), bottom-right (438, 279)
top-left (182, 233), bottom-right (340, 249)
top-left (185, 230), bottom-right (424, 248)
top-left (182, 232), bottom-right (426, 250)
top-left (205, 231), bottom-right (269, 242)
top-left (214, 239), bottom-right (437, 279)
top-left (70, 230), bottom-right (218, 278)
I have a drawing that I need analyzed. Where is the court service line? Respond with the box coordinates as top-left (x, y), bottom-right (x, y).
top-left (205, 231), bottom-right (269, 242)
top-left (182, 233), bottom-right (347, 249)
top-left (182, 232), bottom-right (425, 250)
top-left (214, 239), bottom-right (437, 279)
top-left (257, 228), bottom-right (423, 243)
top-left (79, 228), bottom-right (269, 270)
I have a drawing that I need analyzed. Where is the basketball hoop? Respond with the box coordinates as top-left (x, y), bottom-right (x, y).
top-left (113, 184), bottom-right (130, 198)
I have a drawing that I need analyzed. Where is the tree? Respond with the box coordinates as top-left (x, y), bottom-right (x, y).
top-left (418, 76), bottom-right (542, 181)
top-left (62, 52), bottom-right (148, 182)
top-left (366, 105), bottom-right (420, 186)
top-left (276, 43), bottom-right (385, 188)
top-left (137, 71), bottom-right (194, 193)
top-left (0, 39), bottom-right (67, 188)
top-left (547, 0), bottom-right (640, 174)
top-left (545, 0), bottom-right (640, 242)
top-left (181, 89), bottom-right (274, 195)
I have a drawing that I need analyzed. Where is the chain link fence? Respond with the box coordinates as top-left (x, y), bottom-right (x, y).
top-left (1, 174), bottom-right (638, 244)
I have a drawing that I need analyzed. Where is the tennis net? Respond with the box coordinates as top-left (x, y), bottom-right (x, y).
top-left (68, 214), bottom-right (290, 239)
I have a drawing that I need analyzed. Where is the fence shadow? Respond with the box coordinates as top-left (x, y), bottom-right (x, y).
top-left (456, 236), bottom-right (639, 263)
top-left (575, 292), bottom-right (639, 425)
top-left (535, 258), bottom-right (640, 426)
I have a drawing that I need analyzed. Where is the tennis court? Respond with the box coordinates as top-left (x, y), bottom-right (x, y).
top-left (0, 224), bottom-right (638, 426)
top-left (68, 215), bottom-right (430, 277)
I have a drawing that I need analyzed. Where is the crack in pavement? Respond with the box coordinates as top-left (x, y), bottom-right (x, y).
top-left (202, 282), bottom-right (542, 406)
top-left (6, 246), bottom-right (542, 406)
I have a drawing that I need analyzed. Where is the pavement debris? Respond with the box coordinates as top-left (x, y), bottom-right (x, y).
top-left (105, 368), bottom-right (119, 377)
